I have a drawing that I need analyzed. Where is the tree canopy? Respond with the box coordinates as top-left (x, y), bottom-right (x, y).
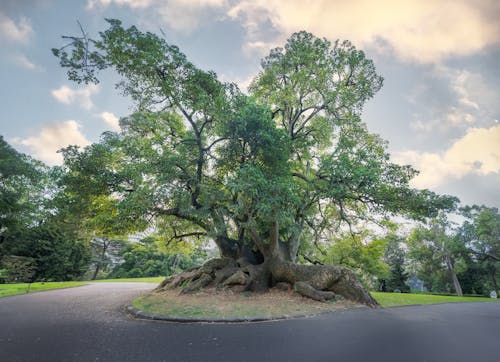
top-left (50, 19), bottom-right (458, 304)
top-left (0, 137), bottom-right (90, 282)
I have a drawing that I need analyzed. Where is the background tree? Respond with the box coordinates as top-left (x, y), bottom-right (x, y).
top-left (0, 137), bottom-right (91, 282)
top-left (52, 20), bottom-right (457, 305)
top-left (0, 135), bottom-right (43, 249)
top-left (109, 236), bottom-right (207, 278)
top-left (408, 215), bottom-right (467, 296)
top-left (383, 233), bottom-right (410, 292)
top-left (459, 206), bottom-right (499, 294)
top-left (320, 232), bottom-right (389, 290)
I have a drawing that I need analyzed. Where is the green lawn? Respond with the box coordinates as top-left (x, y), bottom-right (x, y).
top-left (372, 292), bottom-right (499, 307)
top-left (0, 277), bottom-right (163, 298)
top-left (91, 277), bottom-right (164, 283)
top-left (0, 281), bottom-right (87, 298)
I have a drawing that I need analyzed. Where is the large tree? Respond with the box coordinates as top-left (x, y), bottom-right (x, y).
top-left (53, 20), bottom-right (456, 306)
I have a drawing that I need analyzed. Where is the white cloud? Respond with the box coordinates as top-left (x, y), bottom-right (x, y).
top-left (86, 0), bottom-right (153, 9)
top-left (11, 53), bottom-right (38, 70)
top-left (87, 0), bottom-right (227, 32)
top-left (12, 121), bottom-right (90, 166)
top-left (227, 0), bottom-right (500, 63)
top-left (446, 109), bottom-right (475, 126)
top-left (241, 39), bottom-right (281, 57)
top-left (84, 1), bottom-right (500, 62)
top-left (99, 111), bottom-right (121, 132)
top-left (219, 72), bottom-right (255, 93)
top-left (157, 0), bottom-right (228, 32)
top-left (409, 109), bottom-right (476, 133)
top-left (0, 12), bottom-right (32, 43)
top-left (394, 125), bottom-right (500, 189)
top-left (51, 84), bottom-right (99, 110)
top-left (409, 66), bottom-right (498, 133)
top-left (446, 69), bottom-right (481, 110)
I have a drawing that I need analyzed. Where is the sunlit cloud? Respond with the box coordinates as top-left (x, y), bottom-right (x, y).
top-left (12, 121), bottom-right (90, 166)
top-left (394, 125), bottom-right (500, 189)
top-left (51, 84), bottom-right (99, 110)
top-left (84, 1), bottom-right (500, 62)
top-left (228, 0), bottom-right (500, 63)
top-left (99, 111), bottom-right (120, 132)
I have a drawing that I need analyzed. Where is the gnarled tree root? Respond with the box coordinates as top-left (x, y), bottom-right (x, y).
top-left (294, 281), bottom-right (336, 302)
top-left (270, 261), bottom-right (379, 307)
top-left (155, 258), bottom-right (378, 307)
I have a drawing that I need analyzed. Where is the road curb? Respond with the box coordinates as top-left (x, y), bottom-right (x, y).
top-left (125, 305), bottom-right (358, 323)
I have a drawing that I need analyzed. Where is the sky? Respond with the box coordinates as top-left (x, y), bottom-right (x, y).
top-left (1, 0), bottom-right (499, 209)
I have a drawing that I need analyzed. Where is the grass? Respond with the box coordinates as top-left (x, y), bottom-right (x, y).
top-left (132, 289), bottom-right (356, 319)
top-left (0, 277), bottom-right (164, 298)
top-left (92, 277), bottom-right (164, 283)
top-left (0, 281), bottom-right (87, 298)
top-left (0, 277), bottom-right (165, 298)
top-left (132, 289), bottom-right (500, 319)
top-left (372, 292), bottom-right (499, 307)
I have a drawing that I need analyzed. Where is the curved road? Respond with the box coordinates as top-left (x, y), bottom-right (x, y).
top-left (0, 283), bottom-right (499, 362)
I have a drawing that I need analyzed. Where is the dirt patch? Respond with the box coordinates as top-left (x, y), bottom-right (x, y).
top-left (133, 287), bottom-right (362, 319)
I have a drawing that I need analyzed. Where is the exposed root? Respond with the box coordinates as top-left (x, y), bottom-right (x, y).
top-left (223, 270), bottom-right (250, 287)
top-left (181, 273), bottom-right (213, 294)
top-left (155, 257), bottom-right (378, 307)
top-left (156, 258), bottom-right (249, 294)
top-left (294, 281), bottom-right (336, 302)
top-left (270, 261), bottom-right (379, 307)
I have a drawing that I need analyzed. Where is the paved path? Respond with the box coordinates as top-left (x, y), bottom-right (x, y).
top-left (0, 283), bottom-right (499, 362)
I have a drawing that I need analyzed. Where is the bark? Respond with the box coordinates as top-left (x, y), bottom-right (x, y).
top-left (215, 236), bottom-right (264, 264)
top-left (91, 264), bottom-right (100, 281)
top-left (91, 238), bottom-right (109, 281)
top-left (269, 259), bottom-right (378, 307)
top-left (294, 281), bottom-right (336, 302)
top-left (490, 267), bottom-right (499, 295)
top-left (446, 256), bottom-right (463, 297)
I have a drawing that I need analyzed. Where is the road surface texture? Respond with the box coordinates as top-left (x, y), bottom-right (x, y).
top-left (1, 282), bottom-right (499, 362)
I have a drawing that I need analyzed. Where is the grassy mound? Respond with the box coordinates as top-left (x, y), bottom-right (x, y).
top-left (133, 288), bottom-right (358, 319)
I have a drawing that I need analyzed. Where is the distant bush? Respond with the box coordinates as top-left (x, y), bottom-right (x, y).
top-left (0, 255), bottom-right (37, 283)
top-left (107, 241), bottom-right (208, 279)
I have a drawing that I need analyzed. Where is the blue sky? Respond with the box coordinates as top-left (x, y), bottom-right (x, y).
top-left (1, 0), bottom-right (499, 208)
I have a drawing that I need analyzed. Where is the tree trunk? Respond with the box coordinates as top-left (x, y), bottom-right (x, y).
top-left (446, 256), bottom-right (463, 297)
top-left (91, 264), bottom-right (100, 280)
top-left (491, 266), bottom-right (499, 295)
top-left (157, 222), bottom-right (378, 307)
top-left (91, 238), bottom-right (109, 281)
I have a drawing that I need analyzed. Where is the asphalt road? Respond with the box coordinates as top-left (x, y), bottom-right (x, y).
top-left (0, 283), bottom-right (499, 362)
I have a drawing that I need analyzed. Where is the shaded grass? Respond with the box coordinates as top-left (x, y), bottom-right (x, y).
top-left (372, 292), bottom-right (499, 307)
top-left (132, 289), bottom-right (355, 319)
top-left (0, 281), bottom-right (86, 298)
top-left (92, 277), bottom-right (164, 283)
